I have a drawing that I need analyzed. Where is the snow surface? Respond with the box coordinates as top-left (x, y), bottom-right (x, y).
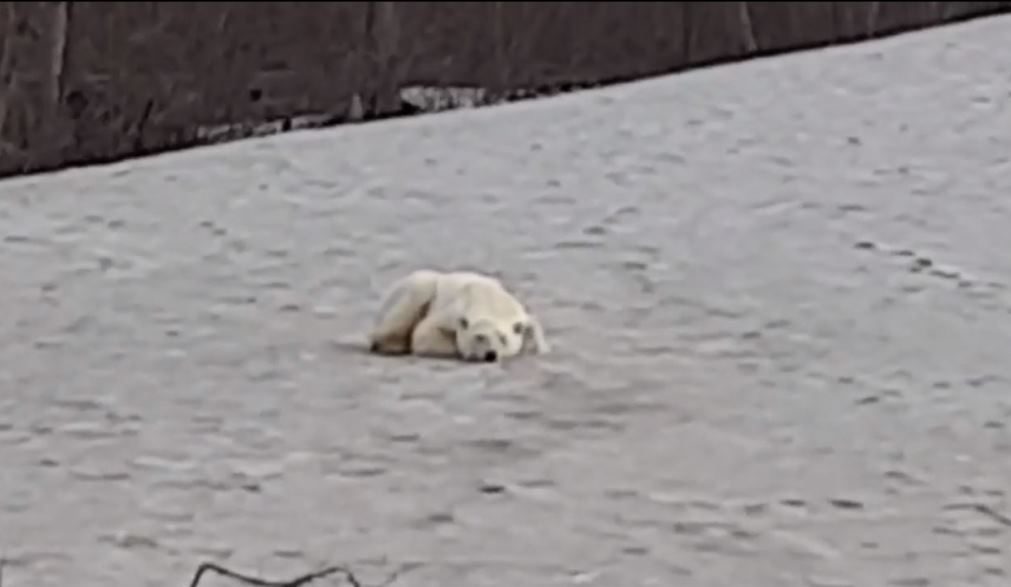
top-left (2, 14), bottom-right (1010, 587)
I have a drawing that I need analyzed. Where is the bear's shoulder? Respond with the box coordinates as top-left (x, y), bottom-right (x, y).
top-left (429, 271), bottom-right (504, 296)
top-left (423, 270), bottom-right (519, 320)
top-left (458, 279), bottom-right (525, 321)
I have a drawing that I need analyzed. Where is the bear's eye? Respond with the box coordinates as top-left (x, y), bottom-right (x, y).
top-left (498, 333), bottom-right (508, 346)
top-left (459, 317), bottom-right (469, 330)
top-left (512, 321), bottom-right (525, 335)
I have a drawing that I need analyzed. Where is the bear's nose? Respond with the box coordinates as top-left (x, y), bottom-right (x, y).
top-left (484, 350), bottom-right (498, 362)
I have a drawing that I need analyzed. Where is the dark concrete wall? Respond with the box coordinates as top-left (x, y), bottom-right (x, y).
top-left (1, 2), bottom-right (1008, 178)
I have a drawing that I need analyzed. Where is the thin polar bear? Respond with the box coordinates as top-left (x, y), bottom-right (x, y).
top-left (368, 269), bottom-right (550, 362)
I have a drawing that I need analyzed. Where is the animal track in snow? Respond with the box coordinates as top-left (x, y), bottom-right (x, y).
top-left (852, 239), bottom-right (1007, 302)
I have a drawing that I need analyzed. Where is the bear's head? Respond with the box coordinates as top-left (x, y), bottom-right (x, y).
top-left (454, 315), bottom-right (528, 362)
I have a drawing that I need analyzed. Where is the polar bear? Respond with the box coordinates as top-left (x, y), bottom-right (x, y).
top-left (368, 269), bottom-right (549, 362)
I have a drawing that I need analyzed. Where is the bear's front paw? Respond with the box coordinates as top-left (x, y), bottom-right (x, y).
top-left (369, 337), bottom-right (411, 355)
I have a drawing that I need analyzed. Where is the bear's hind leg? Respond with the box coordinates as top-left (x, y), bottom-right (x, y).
top-left (410, 315), bottom-right (459, 359)
top-left (369, 272), bottom-right (438, 355)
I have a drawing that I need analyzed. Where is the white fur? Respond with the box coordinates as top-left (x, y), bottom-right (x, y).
top-left (368, 269), bottom-right (549, 362)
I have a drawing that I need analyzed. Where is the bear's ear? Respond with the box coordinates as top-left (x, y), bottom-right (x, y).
top-left (459, 317), bottom-right (469, 330)
top-left (513, 321), bottom-right (525, 336)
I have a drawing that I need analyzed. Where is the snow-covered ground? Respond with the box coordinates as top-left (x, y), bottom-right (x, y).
top-left (2, 14), bottom-right (1010, 587)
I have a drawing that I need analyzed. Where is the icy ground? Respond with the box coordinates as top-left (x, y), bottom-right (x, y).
top-left (2, 14), bottom-right (1010, 587)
